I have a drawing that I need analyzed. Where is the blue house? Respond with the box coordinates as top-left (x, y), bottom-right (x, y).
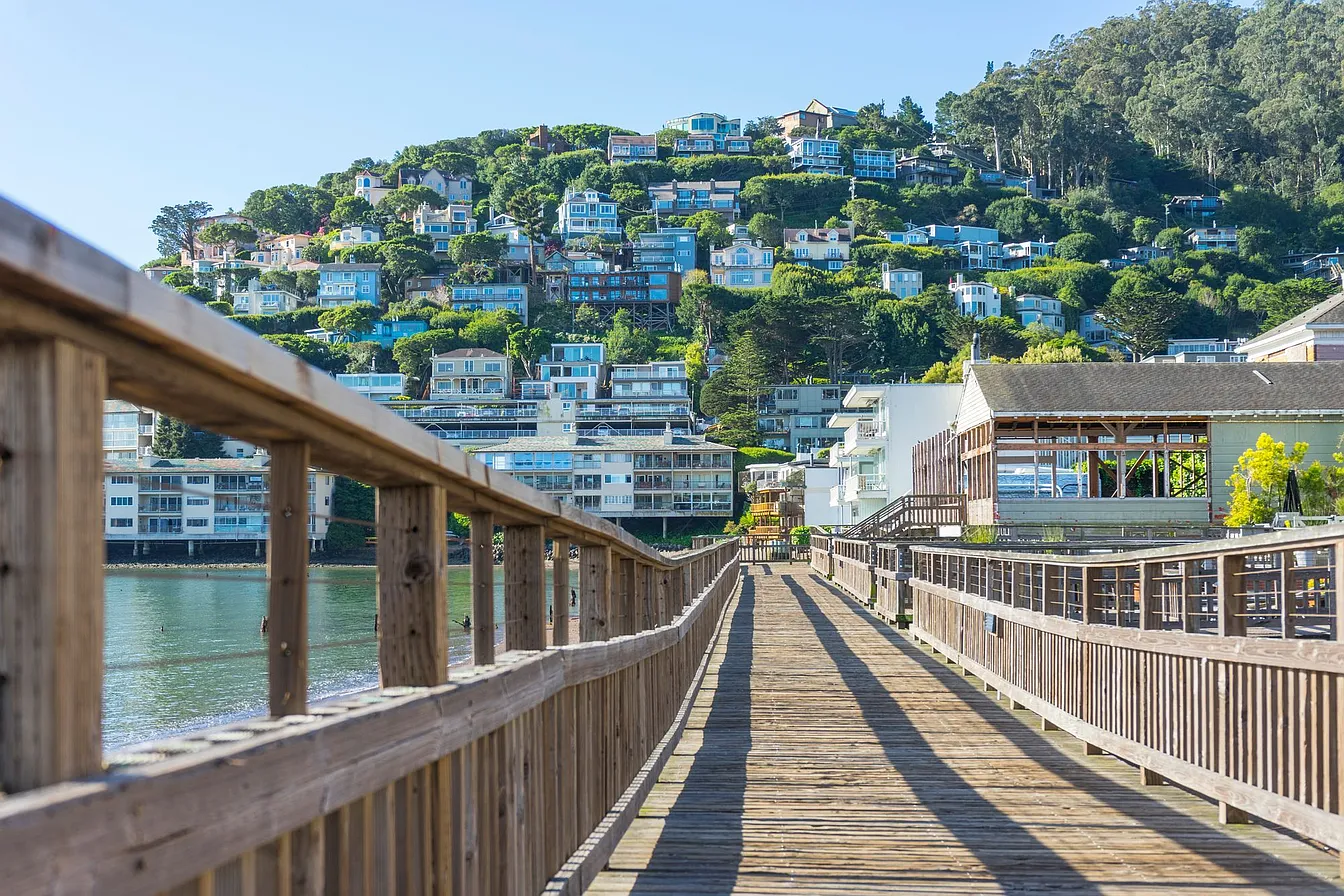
top-left (367, 319), bottom-right (429, 348)
top-left (317, 263), bottom-right (383, 307)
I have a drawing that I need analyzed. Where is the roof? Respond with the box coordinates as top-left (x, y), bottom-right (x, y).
top-left (965, 362), bottom-right (1344, 419)
top-left (105, 456), bottom-right (272, 472)
top-left (785, 227), bottom-right (852, 243)
top-left (318, 263), bottom-right (383, 272)
top-left (433, 348), bottom-right (508, 360)
top-left (478, 434), bottom-right (734, 453)
top-left (609, 134), bottom-right (656, 145)
top-left (647, 181), bottom-right (742, 192)
top-left (1238, 291), bottom-right (1344, 350)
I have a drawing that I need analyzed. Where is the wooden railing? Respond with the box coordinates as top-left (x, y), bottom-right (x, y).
top-left (0, 198), bottom-right (742, 894)
top-left (814, 526), bottom-right (1344, 859)
top-left (842, 492), bottom-right (964, 539)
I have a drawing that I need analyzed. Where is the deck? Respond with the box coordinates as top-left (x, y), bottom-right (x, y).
top-left (592, 566), bottom-right (1342, 894)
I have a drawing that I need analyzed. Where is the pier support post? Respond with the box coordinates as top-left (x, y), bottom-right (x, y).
top-left (267, 441), bottom-right (310, 716)
top-left (0, 339), bottom-right (105, 792)
top-left (377, 484), bottom-right (448, 686)
top-left (470, 511), bottom-right (495, 665)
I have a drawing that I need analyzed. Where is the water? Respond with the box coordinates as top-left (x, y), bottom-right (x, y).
top-left (103, 565), bottom-right (578, 750)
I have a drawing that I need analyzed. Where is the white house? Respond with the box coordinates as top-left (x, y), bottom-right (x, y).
top-left (329, 223), bottom-right (383, 251)
top-left (430, 348), bottom-right (512, 398)
top-left (709, 238), bottom-right (774, 287)
top-left (1014, 294), bottom-right (1066, 334)
top-left (335, 372), bottom-right (407, 402)
top-left (353, 170), bottom-right (394, 206)
top-left (784, 227), bottom-right (851, 271)
top-left (558, 189), bottom-right (621, 239)
top-left (413, 203), bottom-right (478, 253)
top-left (851, 148), bottom-right (898, 179)
top-left (1187, 224), bottom-right (1239, 252)
top-left (231, 281), bottom-right (302, 316)
top-left (399, 167), bottom-right (473, 204)
top-left (785, 136), bottom-right (844, 176)
top-left (880, 265), bottom-right (923, 298)
top-left (951, 274), bottom-right (1001, 318)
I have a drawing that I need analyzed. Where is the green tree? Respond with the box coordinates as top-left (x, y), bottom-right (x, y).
top-left (1154, 227), bottom-right (1187, 251)
top-left (746, 212), bottom-right (784, 247)
top-left (317, 304), bottom-right (377, 341)
top-left (700, 332), bottom-right (769, 419)
top-left (330, 195), bottom-right (378, 227)
top-left (448, 232), bottom-right (506, 265)
top-left (150, 201), bottom-right (213, 260)
top-left (684, 210), bottom-right (732, 267)
top-left (461, 312), bottom-right (512, 352)
top-left (152, 415), bottom-right (225, 458)
top-left (708, 407), bottom-right (762, 448)
top-left (1100, 269), bottom-right (1184, 358)
top-left (843, 198), bottom-right (901, 236)
top-left (377, 241), bottom-right (438, 302)
top-left (573, 303), bottom-right (603, 333)
top-left (326, 478), bottom-right (375, 550)
top-left (206, 300), bottom-right (233, 315)
top-left (197, 221), bottom-right (257, 251)
top-left (603, 309), bottom-right (657, 363)
top-left (242, 184), bottom-right (334, 234)
top-left (391, 329), bottom-right (465, 386)
top-left (380, 185), bottom-right (448, 218)
top-left (174, 284), bottom-right (214, 302)
top-left (262, 334), bottom-right (344, 373)
top-left (1225, 433), bottom-right (1309, 526)
top-left (1053, 232), bottom-right (1106, 263)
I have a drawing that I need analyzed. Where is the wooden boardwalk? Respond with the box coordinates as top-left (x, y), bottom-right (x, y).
top-left (590, 566), bottom-right (1342, 895)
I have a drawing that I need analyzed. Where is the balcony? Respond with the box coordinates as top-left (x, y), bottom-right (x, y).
top-left (844, 421), bottom-right (885, 456)
top-left (843, 474), bottom-right (888, 503)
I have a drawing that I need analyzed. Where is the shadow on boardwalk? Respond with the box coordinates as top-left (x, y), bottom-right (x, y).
top-left (800, 572), bottom-right (1341, 895)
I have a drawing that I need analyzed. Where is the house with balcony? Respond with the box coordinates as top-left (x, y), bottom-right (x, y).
top-left (316, 262), bottom-right (382, 307)
top-left (931, 362), bottom-right (1344, 526)
top-left (444, 283), bottom-right (528, 323)
top-left (785, 136), bottom-right (844, 176)
top-left (610, 360), bottom-right (688, 401)
top-left (1140, 337), bottom-right (1247, 364)
top-left (399, 167), bottom-right (473, 204)
top-left (827, 383), bottom-right (964, 526)
top-left (608, 134), bottom-right (659, 163)
top-left (1237, 292), bottom-right (1344, 362)
top-left (329, 222), bottom-right (383, 251)
top-left (880, 265), bottom-right (922, 298)
top-left (633, 227), bottom-right (696, 272)
top-left (558, 189), bottom-right (621, 239)
top-left (231, 281), bottom-right (303, 316)
top-left (883, 227), bottom-right (932, 246)
top-left (709, 237), bottom-right (774, 288)
top-left (413, 203), bottom-right (478, 253)
top-left (429, 348), bottom-right (511, 398)
top-left (673, 134), bottom-right (753, 156)
top-left (1293, 250), bottom-right (1344, 283)
top-left (1003, 240), bottom-right (1053, 269)
top-left (353, 170), bottom-right (394, 206)
top-left (1187, 224), bottom-right (1239, 252)
top-left (536, 343), bottom-right (606, 400)
top-left (1079, 309), bottom-right (1124, 350)
top-left (484, 213), bottom-right (542, 263)
top-left (335, 372), bottom-right (407, 402)
top-left (252, 234), bottom-right (311, 268)
top-left (662, 112), bottom-right (744, 152)
top-left (1170, 195), bottom-right (1222, 223)
top-left (777, 100), bottom-right (858, 133)
top-left (894, 155), bottom-right (957, 186)
top-left (476, 431), bottom-right (735, 533)
top-left (756, 383), bottom-right (851, 454)
top-left (1014, 294), bottom-right (1066, 334)
top-left (956, 239), bottom-right (1006, 270)
top-left (785, 227), bottom-right (851, 271)
top-left (103, 457), bottom-right (335, 550)
top-left (851, 148), bottom-right (899, 180)
top-left (740, 456), bottom-right (842, 529)
top-left (103, 400), bottom-right (156, 461)
top-left (950, 274), bottom-right (1000, 318)
top-left (647, 180), bottom-right (741, 222)
top-left (567, 270), bottom-right (680, 331)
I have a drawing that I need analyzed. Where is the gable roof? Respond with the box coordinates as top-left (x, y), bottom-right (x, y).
top-left (433, 348), bottom-right (508, 360)
top-left (785, 227), bottom-right (852, 243)
top-left (962, 361), bottom-right (1344, 423)
top-left (608, 134), bottom-right (656, 146)
top-left (1238, 291), bottom-right (1344, 352)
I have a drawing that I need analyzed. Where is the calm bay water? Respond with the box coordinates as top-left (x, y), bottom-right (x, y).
top-left (104, 565), bottom-right (578, 750)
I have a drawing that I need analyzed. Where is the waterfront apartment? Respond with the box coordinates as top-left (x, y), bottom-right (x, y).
top-left (851, 148), bottom-right (899, 180)
top-left (608, 134), bottom-right (658, 163)
top-left (827, 383), bottom-right (964, 525)
top-left (104, 457), bottom-right (335, 553)
top-left (785, 136), bottom-right (844, 176)
top-left (476, 431), bottom-right (735, 534)
top-left (103, 399), bottom-right (156, 460)
top-left (784, 226), bottom-right (851, 271)
top-left (413, 203), bottom-right (478, 252)
top-left (709, 237), bottom-right (773, 287)
top-left (647, 180), bottom-right (741, 221)
top-left (316, 262), bottom-right (382, 307)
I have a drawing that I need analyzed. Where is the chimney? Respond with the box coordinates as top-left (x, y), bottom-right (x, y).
top-left (663, 422), bottom-right (674, 446)
top-left (971, 332), bottom-right (982, 362)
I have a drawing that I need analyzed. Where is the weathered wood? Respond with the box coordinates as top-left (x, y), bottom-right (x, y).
top-left (377, 485), bottom-right (448, 687)
top-left (552, 536), bottom-right (571, 647)
top-left (0, 338), bottom-right (105, 791)
top-left (470, 511), bottom-right (495, 665)
top-left (504, 524), bottom-right (546, 651)
top-left (580, 545), bottom-right (611, 642)
top-left (267, 441), bottom-right (311, 717)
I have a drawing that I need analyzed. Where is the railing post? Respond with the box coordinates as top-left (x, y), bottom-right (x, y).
top-left (1138, 560), bottom-right (1158, 630)
top-left (617, 555), bottom-right (636, 636)
top-left (1181, 560), bottom-right (1198, 633)
top-left (635, 562), bottom-right (653, 631)
top-left (1081, 565), bottom-right (1099, 623)
top-left (504, 524), bottom-right (546, 651)
top-left (1217, 552), bottom-right (1246, 637)
top-left (657, 566), bottom-right (672, 624)
top-left (551, 535), bottom-right (570, 646)
top-left (0, 339), bottom-right (105, 792)
top-left (470, 511), bottom-right (495, 664)
top-left (580, 545), bottom-right (611, 641)
top-left (269, 441), bottom-right (311, 716)
top-left (1279, 549), bottom-right (1295, 639)
top-left (376, 484), bottom-right (447, 686)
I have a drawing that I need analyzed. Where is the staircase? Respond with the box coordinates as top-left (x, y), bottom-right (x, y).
top-left (843, 492), bottom-right (964, 540)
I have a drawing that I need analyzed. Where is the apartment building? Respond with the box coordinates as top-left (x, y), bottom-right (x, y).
top-left (757, 383), bottom-right (850, 454)
top-left (476, 431), bottom-right (735, 533)
top-left (673, 134), bottom-right (752, 155)
top-left (443, 283), bottom-right (528, 323)
top-left (413, 203), bottom-right (478, 252)
top-left (647, 180), bottom-right (741, 221)
top-left (851, 148), bottom-right (899, 180)
top-left (709, 237), bottom-right (774, 287)
top-left (316, 263), bottom-right (382, 307)
top-left (103, 400), bottom-right (156, 460)
top-left (880, 265), bottom-right (922, 298)
top-left (334, 372), bottom-right (408, 401)
top-left (951, 274), bottom-right (1001, 318)
top-left (662, 112), bottom-right (745, 154)
top-left (1014, 294), bottom-right (1066, 334)
top-left (608, 134), bottom-right (659, 163)
top-left (567, 270), bottom-right (680, 331)
top-left (104, 457), bottom-right (335, 552)
top-left (429, 348), bottom-right (512, 398)
top-left (786, 136), bottom-right (843, 176)
top-left (558, 189), bottom-right (621, 238)
top-left (826, 383), bottom-right (963, 525)
top-left (740, 456), bottom-right (842, 528)
top-left (611, 360), bottom-right (688, 401)
top-left (784, 227), bottom-right (851, 271)
top-left (633, 227), bottom-right (696, 272)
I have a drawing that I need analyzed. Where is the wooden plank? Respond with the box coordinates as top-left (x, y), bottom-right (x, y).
top-left (0, 338), bottom-right (105, 791)
top-left (377, 485), bottom-right (448, 687)
top-left (580, 545), bottom-right (611, 642)
top-left (552, 536), bottom-right (571, 647)
top-left (470, 511), bottom-right (495, 665)
top-left (267, 441), bottom-right (310, 717)
top-left (504, 524), bottom-right (546, 651)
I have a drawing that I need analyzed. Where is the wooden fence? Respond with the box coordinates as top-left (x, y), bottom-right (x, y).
top-left (812, 527), bottom-right (1344, 861)
top-left (0, 198), bottom-right (741, 894)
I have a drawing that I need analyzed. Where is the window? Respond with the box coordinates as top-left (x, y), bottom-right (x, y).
top-left (109, 496), bottom-right (133, 506)
top-left (186, 518), bottom-right (209, 528)
top-left (186, 475), bottom-right (210, 484)
top-left (110, 518), bottom-right (133, 528)
top-left (110, 475), bottom-right (134, 485)
top-left (186, 496), bottom-right (210, 506)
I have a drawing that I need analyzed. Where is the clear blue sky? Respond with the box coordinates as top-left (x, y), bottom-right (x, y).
top-left (3, 0), bottom-right (1158, 266)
